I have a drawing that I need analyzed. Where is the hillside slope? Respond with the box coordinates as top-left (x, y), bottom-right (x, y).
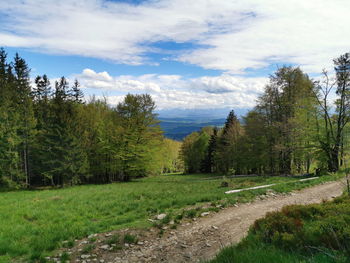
top-left (70, 180), bottom-right (345, 263)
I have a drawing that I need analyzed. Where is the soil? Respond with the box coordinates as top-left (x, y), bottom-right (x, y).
top-left (65, 179), bottom-right (346, 263)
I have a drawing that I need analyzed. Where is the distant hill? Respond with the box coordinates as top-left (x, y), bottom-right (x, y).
top-left (157, 107), bottom-right (248, 120)
top-left (157, 108), bottom-right (248, 140)
top-left (159, 117), bottom-right (225, 140)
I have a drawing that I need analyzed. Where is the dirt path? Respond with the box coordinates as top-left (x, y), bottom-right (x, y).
top-left (71, 180), bottom-right (345, 263)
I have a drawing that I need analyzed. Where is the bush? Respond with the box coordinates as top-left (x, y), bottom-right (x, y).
top-left (123, 234), bottom-right (138, 244)
top-left (252, 210), bottom-right (303, 250)
top-left (81, 244), bottom-right (95, 253)
top-left (251, 196), bottom-right (350, 255)
top-left (105, 234), bottom-right (120, 246)
top-left (211, 195), bottom-right (350, 263)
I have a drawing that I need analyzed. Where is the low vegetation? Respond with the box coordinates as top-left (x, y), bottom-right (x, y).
top-left (0, 173), bottom-right (342, 262)
top-left (210, 192), bottom-right (350, 263)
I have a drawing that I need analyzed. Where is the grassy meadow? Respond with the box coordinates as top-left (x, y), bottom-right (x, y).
top-left (0, 173), bottom-right (344, 262)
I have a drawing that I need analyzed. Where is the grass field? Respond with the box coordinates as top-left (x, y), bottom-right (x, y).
top-left (0, 173), bottom-right (344, 262)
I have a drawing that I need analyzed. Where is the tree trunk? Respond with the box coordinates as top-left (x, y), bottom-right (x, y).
top-left (23, 145), bottom-right (29, 187)
top-left (306, 157), bottom-right (311, 174)
top-left (328, 148), bottom-right (339, 172)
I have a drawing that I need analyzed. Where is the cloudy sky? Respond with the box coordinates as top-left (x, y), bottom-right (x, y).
top-left (0, 0), bottom-right (349, 111)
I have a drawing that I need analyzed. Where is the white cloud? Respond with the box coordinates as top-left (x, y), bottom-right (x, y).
top-left (77, 68), bottom-right (268, 109)
top-left (80, 69), bottom-right (164, 93)
top-left (0, 0), bottom-right (252, 65)
top-left (1, 0), bottom-right (349, 73)
top-left (193, 75), bottom-right (266, 94)
top-left (178, 0), bottom-right (350, 73)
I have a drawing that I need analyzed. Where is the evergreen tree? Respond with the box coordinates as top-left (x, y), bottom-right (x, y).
top-left (216, 110), bottom-right (242, 174)
top-left (33, 75), bottom-right (51, 128)
top-left (71, 79), bottom-right (84, 103)
top-left (202, 127), bottom-right (218, 173)
top-left (0, 47), bottom-right (175, 187)
top-left (13, 53), bottom-right (36, 187)
top-left (34, 77), bottom-right (88, 186)
top-left (0, 49), bottom-right (22, 186)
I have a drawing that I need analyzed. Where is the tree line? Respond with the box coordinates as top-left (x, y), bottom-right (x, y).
top-left (181, 53), bottom-right (350, 175)
top-left (0, 48), bottom-right (182, 188)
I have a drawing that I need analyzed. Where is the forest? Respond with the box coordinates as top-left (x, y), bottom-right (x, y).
top-left (0, 48), bottom-right (181, 189)
top-left (181, 53), bottom-right (350, 176)
top-left (1, 50), bottom-right (350, 263)
top-left (1, 48), bottom-right (350, 189)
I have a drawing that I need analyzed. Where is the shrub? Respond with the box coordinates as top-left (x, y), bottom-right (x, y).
top-left (184, 209), bottom-right (197, 218)
top-left (123, 234), bottom-right (138, 244)
top-left (251, 196), bottom-right (350, 255)
top-left (60, 252), bottom-right (70, 262)
top-left (105, 234), bottom-right (120, 246)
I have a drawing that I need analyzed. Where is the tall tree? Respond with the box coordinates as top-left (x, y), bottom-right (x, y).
top-left (180, 129), bottom-right (211, 173)
top-left (239, 110), bottom-right (269, 174)
top-left (202, 127), bottom-right (218, 173)
top-left (14, 53), bottom-right (36, 187)
top-left (313, 53), bottom-right (350, 172)
top-left (116, 94), bottom-right (163, 180)
top-left (215, 110), bottom-right (242, 174)
top-left (0, 49), bottom-right (22, 186)
top-left (70, 79), bottom-right (84, 103)
top-left (257, 67), bottom-right (316, 174)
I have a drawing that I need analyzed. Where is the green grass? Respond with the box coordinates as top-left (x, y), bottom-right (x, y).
top-left (210, 191), bottom-right (350, 263)
top-left (81, 244), bottom-right (95, 254)
top-left (0, 172), bottom-right (344, 262)
top-left (123, 233), bottom-right (138, 244)
top-left (209, 237), bottom-right (348, 263)
top-left (105, 233), bottom-right (120, 246)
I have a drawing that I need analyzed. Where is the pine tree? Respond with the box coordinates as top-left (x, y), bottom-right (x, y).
top-left (216, 110), bottom-right (242, 174)
top-left (33, 75), bottom-right (51, 128)
top-left (13, 53), bottom-right (36, 187)
top-left (0, 49), bottom-right (23, 186)
top-left (71, 79), bottom-right (84, 103)
top-left (202, 127), bottom-right (218, 173)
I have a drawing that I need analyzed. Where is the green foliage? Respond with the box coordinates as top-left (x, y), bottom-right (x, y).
top-left (0, 48), bottom-right (176, 188)
top-left (116, 93), bottom-right (164, 179)
top-left (181, 63), bottom-right (350, 176)
top-left (0, 49), bottom-right (26, 187)
top-left (181, 128), bottom-right (211, 173)
top-left (215, 110), bottom-right (242, 174)
top-left (158, 138), bottom-right (183, 173)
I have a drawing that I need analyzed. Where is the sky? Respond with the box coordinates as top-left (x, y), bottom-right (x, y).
top-left (0, 0), bottom-right (349, 113)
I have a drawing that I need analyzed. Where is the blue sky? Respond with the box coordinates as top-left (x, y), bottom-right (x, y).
top-left (0, 0), bottom-right (349, 111)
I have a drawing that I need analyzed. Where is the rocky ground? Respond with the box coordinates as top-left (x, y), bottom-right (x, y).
top-left (53, 179), bottom-right (345, 263)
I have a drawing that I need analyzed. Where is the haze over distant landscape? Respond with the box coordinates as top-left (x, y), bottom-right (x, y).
top-left (1, 0), bottom-right (349, 117)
